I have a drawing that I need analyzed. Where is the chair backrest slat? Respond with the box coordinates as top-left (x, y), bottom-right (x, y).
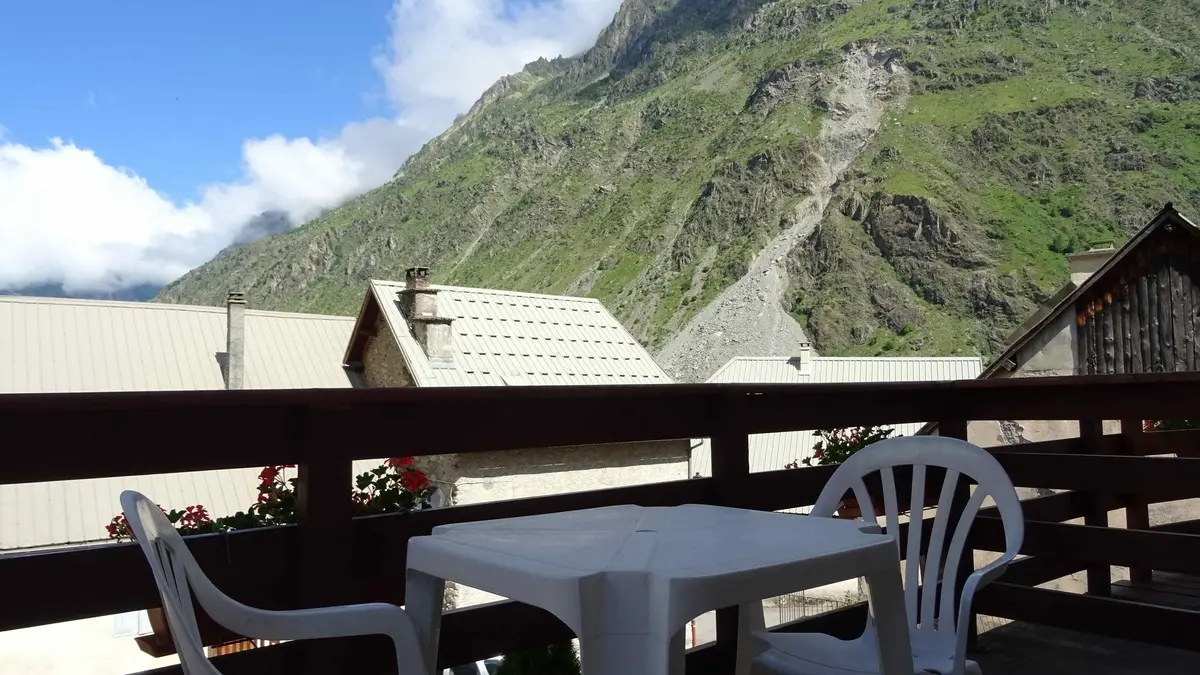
top-left (937, 488), bottom-right (988, 631)
top-left (904, 465), bottom-right (926, 628)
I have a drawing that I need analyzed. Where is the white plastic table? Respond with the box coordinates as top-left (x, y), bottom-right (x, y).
top-left (404, 504), bottom-right (911, 675)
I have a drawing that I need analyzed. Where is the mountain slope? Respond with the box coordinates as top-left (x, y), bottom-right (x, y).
top-left (158, 0), bottom-right (1200, 381)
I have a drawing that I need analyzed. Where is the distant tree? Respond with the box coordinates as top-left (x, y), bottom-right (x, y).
top-left (495, 642), bottom-right (581, 675)
top-left (1050, 232), bottom-right (1071, 253)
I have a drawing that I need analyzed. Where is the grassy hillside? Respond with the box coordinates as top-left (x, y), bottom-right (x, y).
top-left (159, 0), bottom-right (1200, 361)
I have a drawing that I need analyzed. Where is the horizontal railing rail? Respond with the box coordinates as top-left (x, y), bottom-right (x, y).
top-left (3, 373), bottom-right (1200, 484)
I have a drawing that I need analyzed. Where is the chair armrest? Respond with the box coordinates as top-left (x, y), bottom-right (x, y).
top-left (226, 601), bottom-right (408, 641)
top-left (196, 592), bottom-right (427, 672)
top-left (951, 553), bottom-right (1016, 673)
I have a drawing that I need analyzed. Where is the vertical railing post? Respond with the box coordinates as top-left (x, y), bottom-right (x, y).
top-left (1079, 418), bottom-right (1111, 596)
top-left (709, 392), bottom-right (750, 670)
top-left (939, 418), bottom-right (977, 650)
top-left (1120, 418), bottom-right (1152, 584)
top-left (292, 405), bottom-right (355, 674)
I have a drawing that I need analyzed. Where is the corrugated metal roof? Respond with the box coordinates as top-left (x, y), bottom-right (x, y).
top-left (0, 460), bottom-right (386, 552)
top-left (0, 295), bottom-right (362, 392)
top-left (0, 295), bottom-right (366, 551)
top-left (690, 356), bottom-right (984, 478)
top-left (369, 280), bottom-right (672, 387)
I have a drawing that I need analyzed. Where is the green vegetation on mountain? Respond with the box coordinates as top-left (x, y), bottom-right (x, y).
top-left (160, 0), bottom-right (1200, 363)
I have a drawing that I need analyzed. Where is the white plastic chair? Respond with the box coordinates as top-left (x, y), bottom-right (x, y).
top-left (119, 490), bottom-right (428, 674)
top-left (736, 436), bottom-right (1024, 675)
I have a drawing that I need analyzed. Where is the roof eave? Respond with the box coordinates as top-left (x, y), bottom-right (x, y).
top-left (343, 286), bottom-right (380, 367)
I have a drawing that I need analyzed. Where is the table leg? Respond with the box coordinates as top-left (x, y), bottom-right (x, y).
top-left (864, 564), bottom-right (914, 675)
top-left (669, 627), bottom-right (686, 675)
top-left (579, 633), bottom-right (674, 675)
top-left (405, 569), bottom-right (445, 675)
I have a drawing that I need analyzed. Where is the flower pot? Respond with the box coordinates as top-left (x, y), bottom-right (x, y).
top-left (835, 491), bottom-right (943, 519)
top-left (124, 533), bottom-right (251, 657)
top-left (835, 496), bottom-right (885, 520)
top-left (135, 606), bottom-right (249, 658)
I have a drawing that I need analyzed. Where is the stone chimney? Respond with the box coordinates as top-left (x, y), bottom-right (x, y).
top-left (1066, 242), bottom-right (1116, 286)
top-left (398, 267), bottom-right (454, 365)
top-left (797, 341), bottom-right (814, 375)
top-left (226, 291), bottom-right (246, 390)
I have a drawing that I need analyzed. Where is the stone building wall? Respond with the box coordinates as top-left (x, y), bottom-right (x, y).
top-left (361, 316), bottom-right (414, 388)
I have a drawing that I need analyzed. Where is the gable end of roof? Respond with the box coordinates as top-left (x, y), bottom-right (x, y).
top-left (980, 204), bottom-right (1198, 379)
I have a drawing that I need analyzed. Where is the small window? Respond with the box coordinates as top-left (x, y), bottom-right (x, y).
top-left (484, 659), bottom-right (503, 675)
top-left (449, 665), bottom-right (478, 675)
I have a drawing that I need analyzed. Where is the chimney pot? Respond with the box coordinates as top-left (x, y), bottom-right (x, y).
top-left (1066, 246), bottom-right (1116, 286)
top-left (405, 267), bottom-right (430, 290)
top-left (798, 342), bottom-right (813, 375)
top-left (226, 290), bottom-right (247, 390)
top-left (398, 268), bottom-right (453, 365)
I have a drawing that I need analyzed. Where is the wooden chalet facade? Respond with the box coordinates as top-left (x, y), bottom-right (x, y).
top-left (1074, 210), bottom-right (1200, 375)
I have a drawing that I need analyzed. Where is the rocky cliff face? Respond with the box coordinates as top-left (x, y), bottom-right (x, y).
top-left (158, 0), bottom-right (1200, 379)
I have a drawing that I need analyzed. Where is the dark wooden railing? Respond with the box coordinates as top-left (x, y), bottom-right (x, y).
top-left (3, 373), bottom-right (1200, 674)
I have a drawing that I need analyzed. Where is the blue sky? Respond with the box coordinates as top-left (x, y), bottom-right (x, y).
top-left (0, 0), bottom-right (394, 199)
top-left (0, 0), bottom-right (622, 293)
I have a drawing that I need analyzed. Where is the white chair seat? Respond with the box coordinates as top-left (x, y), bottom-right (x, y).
top-left (751, 637), bottom-right (981, 675)
top-left (737, 436), bottom-right (1024, 675)
top-left (749, 631), bottom-right (881, 675)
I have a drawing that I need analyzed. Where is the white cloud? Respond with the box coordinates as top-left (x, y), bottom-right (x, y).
top-left (377, 0), bottom-right (623, 131)
top-left (0, 0), bottom-right (621, 294)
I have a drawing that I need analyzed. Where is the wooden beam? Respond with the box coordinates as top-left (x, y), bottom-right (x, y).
top-left (975, 582), bottom-right (1200, 652)
top-left (1001, 554), bottom-right (1086, 587)
top-left (976, 489), bottom-right (1093, 524)
top-left (0, 527), bottom-right (296, 634)
top-left (0, 477), bottom-right (716, 635)
top-left (709, 395), bottom-right (750, 673)
top-left (9, 374), bottom-right (1200, 484)
top-left (1102, 294), bottom-right (1116, 373)
top-left (972, 516), bottom-right (1200, 575)
top-left (1135, 427), bottom-right (1200, 457)
top-left (990, 434), bottom-right (1123, 456)
top-left (1133, 272), bottom-right (1147, 372)
top-left (994, 453), bottom-right (1200, 493)
top-left (1152, 518), bottom-right (1200, 535)
top-left (1158, 255), bottom-right (1175, 371)
top-left (739, 465), bottom-right (950, 514)
top-left (1122, 418), bottom-right (1153, 583)
top-left (1115, 286), bottom-right (1127, 374)
top-left (1078, 419), bottom-right (1111, 597)
top-left (293, 406), bottom-right (353, 675)
top-left (1172, 248), bottom-right (1191, 371)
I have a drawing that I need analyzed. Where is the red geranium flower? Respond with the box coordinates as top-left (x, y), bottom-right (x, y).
top-left (400, 468), bottom-right (430, 493)
top-left (387, 457), bottom-right (415, 468)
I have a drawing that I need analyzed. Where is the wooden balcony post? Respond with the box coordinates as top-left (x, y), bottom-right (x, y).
top-left (1079, 418), bottom-right (1111, 596)
top-left (1120, 418), bottom-right (1152, 583)
top-left (939, 419), bottom-right (978, 650)
top-left (709, 392), bottom-right (751, 671)
top-left (292, 405), bottom-right (355, 674)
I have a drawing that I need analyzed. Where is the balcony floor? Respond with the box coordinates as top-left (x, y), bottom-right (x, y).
top-left (972, 620), bottom-right (1200, 675)
top-left (691, 612), bottom-right (1200, 674)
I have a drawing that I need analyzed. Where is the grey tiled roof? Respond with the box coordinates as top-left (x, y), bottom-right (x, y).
top-left (368, 280), bottom-right (672, 386)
